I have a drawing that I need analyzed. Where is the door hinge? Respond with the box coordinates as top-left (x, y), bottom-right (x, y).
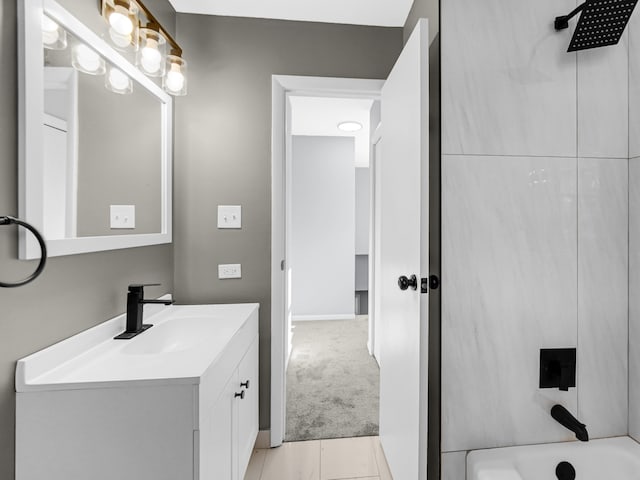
top-left (280, 260), bottom-right (285, 271)
top-left (421, 275), bottom-right (440, 293)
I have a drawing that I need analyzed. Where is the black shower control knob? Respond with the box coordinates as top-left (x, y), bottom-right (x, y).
top-left (241, 380), bottom-right (250, 389)
top-left (235, 391), bottom-right (245, 399)
top-left (398, 275), bottom-right (418, 291)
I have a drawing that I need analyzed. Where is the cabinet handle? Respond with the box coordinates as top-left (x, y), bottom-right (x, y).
top-left (234, 391), bottom-right (245, 400)
top-left (240, 380), bottom-right (250, 389)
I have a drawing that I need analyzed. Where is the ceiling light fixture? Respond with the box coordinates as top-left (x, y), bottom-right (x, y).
top-left (101, 0), bottom-right (188, 95)
top-left (338, 121), bottom-right (363, 132)
top-left (41, 14), bottom-right (67, 50)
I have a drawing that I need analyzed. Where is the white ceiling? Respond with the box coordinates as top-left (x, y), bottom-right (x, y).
top-left (289, 96), bottom-right (375, 167)
top-left (168, 0), bottom-right (414, 27)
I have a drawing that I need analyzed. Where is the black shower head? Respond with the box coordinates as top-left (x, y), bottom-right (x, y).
top-left (555, 0), bottom-right (638, 52)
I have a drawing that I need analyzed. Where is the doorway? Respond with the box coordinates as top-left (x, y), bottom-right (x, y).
top-left (271, 20), bottom-right (433, 480)
top-left (270, 76), bottom-right (384, 446)
top-left (284, 96), bottom-right (380, 442)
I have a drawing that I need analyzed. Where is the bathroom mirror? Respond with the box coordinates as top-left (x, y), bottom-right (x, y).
top-left (18, 0), bottom-right (172, 259)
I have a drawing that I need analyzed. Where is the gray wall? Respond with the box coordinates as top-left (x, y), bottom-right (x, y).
top-left (0, 2), bottom-right (175, 479)
top-left (173, 14), bottom-right (403, 430)
top-left (290, 136), bottom-right (355, 319)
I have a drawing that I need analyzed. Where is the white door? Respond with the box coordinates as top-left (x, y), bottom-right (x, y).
top-left (378, 19), bottom-right (430, 480)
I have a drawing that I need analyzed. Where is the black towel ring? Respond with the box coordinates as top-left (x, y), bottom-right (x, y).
top-left (0, 216), bottom-right (47, 288)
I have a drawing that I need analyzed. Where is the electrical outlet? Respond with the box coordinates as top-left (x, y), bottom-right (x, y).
top-left (110, 205), bottom-right (135, 229)
top-left (218, 264), bottom-right (241, 279)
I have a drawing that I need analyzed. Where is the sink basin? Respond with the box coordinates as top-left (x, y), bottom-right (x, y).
top-left (122, 316), bottom-right (226, 355)
top-left (15, 302), bottom-right (260, 391)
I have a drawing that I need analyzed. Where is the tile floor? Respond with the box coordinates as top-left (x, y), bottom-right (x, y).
top-left (244, 436), bottom-right (393, 480)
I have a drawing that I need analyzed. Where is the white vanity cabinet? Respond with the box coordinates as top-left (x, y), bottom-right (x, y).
top-left (16, 303), bottom-right (259, 480)
top-left (237, 337), bottom-right (260, 472)
top-left (202, 337), bottom-right (259, 480)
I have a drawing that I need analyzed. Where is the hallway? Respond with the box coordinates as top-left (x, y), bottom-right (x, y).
top-left (285, 317), bottom-right (379, 441)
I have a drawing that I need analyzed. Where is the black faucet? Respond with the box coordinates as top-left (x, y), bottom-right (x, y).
top-left (551, 404), bottom-right (589, 442)
top-left (114, 284), bottom-right (173, 340)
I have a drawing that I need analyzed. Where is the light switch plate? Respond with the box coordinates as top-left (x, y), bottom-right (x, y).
top-left (110, 205), bottom-right (135, 229)
top-left (217, 205), bottom-right (242, 229)
top-left (218, 264), bottom-right (241, 279)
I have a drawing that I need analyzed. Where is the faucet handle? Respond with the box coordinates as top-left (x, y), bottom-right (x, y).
top-left (128, 283), bottom-right (161, 294)
top-left (129, 283), bottom-right (161, 289)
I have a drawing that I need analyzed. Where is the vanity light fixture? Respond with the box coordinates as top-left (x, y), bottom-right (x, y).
top-left (137, 26), bottom-right (166, 77)
top-left (72, 44), bottom-right (106, 75)
top-left (105, 65), bottom-right (133, 94)
top-left (41, 14), bottom-right (67, 50)
top-left (338, 121), bottom-right (363, 132)
top-left (163, 54), bottom-right (187, 96)
top-left (102, 0), bottom-right (139, 51)
top-left (100, 0), bottom-right (188, 96)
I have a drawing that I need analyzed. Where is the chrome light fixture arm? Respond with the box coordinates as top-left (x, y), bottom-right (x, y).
top-left (0, 216), bottom-right (47, 288)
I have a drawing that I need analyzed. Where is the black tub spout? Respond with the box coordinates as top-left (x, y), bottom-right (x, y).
top-left (551, 404), bottom-right (589, 442)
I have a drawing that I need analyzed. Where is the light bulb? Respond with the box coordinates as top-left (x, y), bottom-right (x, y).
top-left (165, 64), bottom-right (185, 93)
top-left (42, 16), bottom-right (60, 45)
top-left (42, 14), bottom-right (66, 49)
top-left (108, 68), bottom-right (130, 91)
top-left (109, 6), bottom-right (133, 36)
top-left (163, 55), bottom-right (187, 95)
top-left (140, 39), bottom-right (162, 74)
top-left (109, 28), bottom-right (132, 48)
top-left (73, 44), bottom-right (105, 74)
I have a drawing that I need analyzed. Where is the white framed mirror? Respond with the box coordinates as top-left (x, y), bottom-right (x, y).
top-left (18, 0), bottom-right (172, 259)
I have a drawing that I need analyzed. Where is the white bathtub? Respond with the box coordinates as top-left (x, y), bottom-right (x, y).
top-left (467, 436), bottom-right (640, 480)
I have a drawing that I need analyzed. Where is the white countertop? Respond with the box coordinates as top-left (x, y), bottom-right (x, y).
top-left (15, 302), bottom-right (259, 392)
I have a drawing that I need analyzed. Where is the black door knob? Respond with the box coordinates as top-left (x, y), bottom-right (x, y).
top-left (241, 380), bottom-right (250, 389)
top-left (235, 391), bottom-right (245, 399)
top-left (398, 275), bottom-right (418, 291)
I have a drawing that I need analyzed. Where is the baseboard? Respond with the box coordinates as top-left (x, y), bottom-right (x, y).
top-left (292, 314), bottom-right (356, 321)
top-left (255, 430), bottom-right (271, 449)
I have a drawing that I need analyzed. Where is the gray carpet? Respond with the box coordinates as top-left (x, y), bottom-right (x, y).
top-left (285, 317), bottom-right (380, 442)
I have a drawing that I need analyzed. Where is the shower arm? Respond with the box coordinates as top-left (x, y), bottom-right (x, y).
top-left (555, 2), bottom-right (588, 30)
top-left (0, 216), bottom-right (47, 288)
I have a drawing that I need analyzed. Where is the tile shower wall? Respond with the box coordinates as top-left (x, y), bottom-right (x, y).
top-left (577, 158), bottom-right (628, 439)
top-left (630, 159), bottom-right (640, 441)
top-left (629, 10), bottom-right (640, 443)
top-left (442, 0), bottom-right (630, 457)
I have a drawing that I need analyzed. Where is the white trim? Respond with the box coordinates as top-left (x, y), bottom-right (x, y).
top-left (368, 124), bottom-right (382, 361)
top-left (270, 75), bottom-right (384, 448)
top-left (291, 314), bottom-right (357, 322)
top-left (18, 0), bottom-right (173, 259)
